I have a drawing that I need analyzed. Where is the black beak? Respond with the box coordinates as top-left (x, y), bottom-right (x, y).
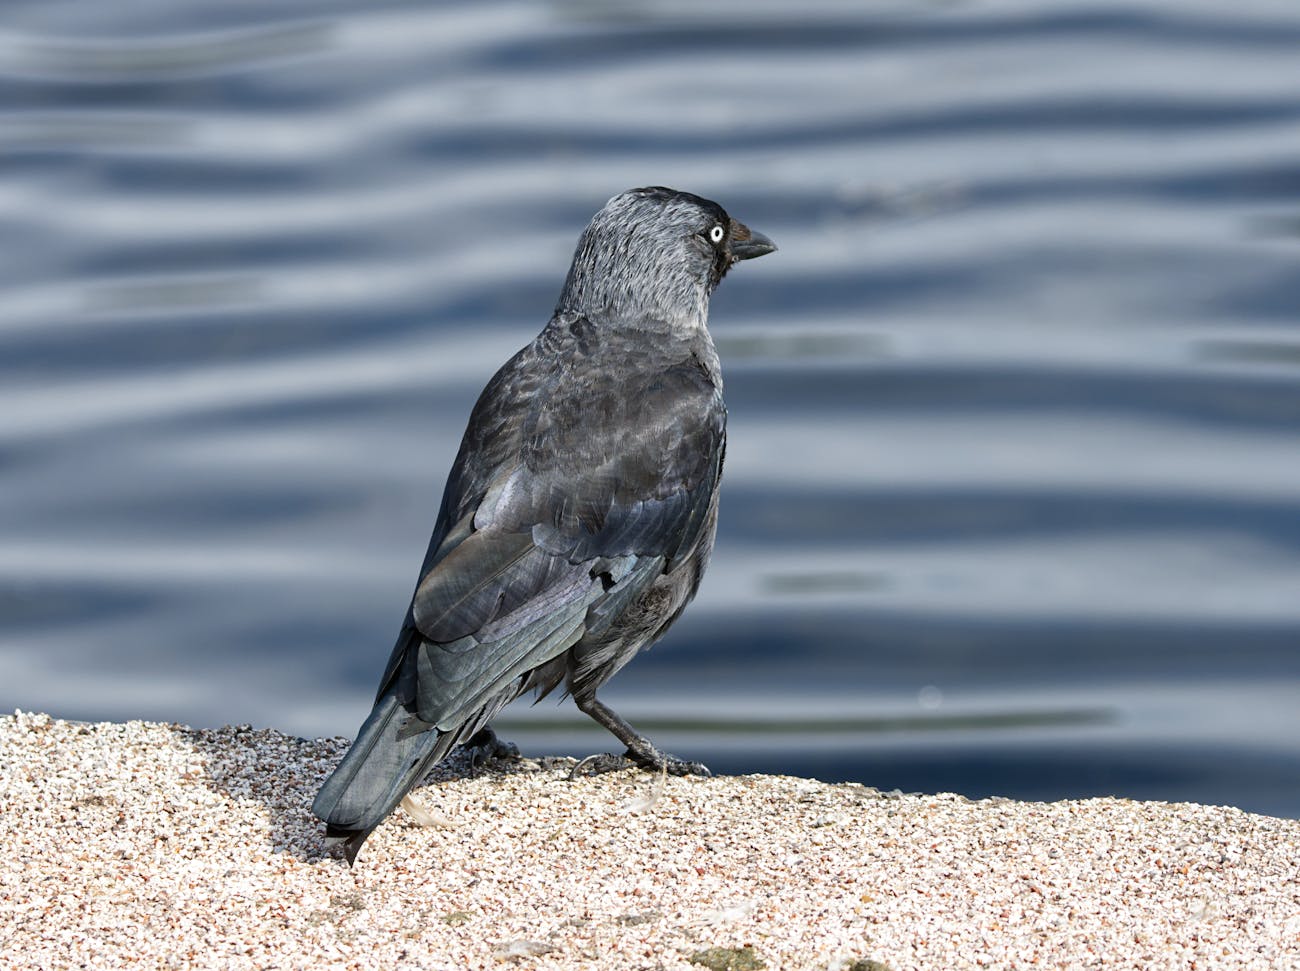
top-left (729, 222), bottom-right (777, 262)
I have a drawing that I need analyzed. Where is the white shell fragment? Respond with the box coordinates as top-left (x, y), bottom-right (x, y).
top-left (400, 793), bottom-right (454, 829)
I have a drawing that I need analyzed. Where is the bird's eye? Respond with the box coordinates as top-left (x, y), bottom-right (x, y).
top-left (709, 224), bottom-right (725, 244)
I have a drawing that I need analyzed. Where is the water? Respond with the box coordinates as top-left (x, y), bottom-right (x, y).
top-left (3, 0), bottom-right (1299, 817)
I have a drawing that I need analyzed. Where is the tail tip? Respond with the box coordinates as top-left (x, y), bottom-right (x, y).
top-left (325, 826), bottom-right (373, 867)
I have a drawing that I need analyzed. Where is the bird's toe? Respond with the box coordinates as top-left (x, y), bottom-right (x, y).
top-left (653, 754), bottom-right (712, 777)
top-left (465, 727), bottom-right (522, 771)
top-left (568, 752), bottom-right (634, 779)
top-left (623, 744), bottom-right (711, 778)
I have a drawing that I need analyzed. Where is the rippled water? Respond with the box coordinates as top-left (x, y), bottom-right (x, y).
top-left (4, 0), bottom-right (1299, 816)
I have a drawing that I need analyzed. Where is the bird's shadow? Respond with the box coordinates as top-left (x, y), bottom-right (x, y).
top-left (178, 723), bottom-right (575, 864)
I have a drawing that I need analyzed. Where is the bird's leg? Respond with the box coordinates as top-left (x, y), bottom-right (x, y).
top-left (463, 725), bottom-right (521, 771)
top-left (570, 693), bottom-right (710, 779)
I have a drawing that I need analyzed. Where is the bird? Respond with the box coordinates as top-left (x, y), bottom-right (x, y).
top-left (312, 186), bottom-right (775, 864)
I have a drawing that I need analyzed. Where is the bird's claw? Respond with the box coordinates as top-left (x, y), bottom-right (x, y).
top-left (464, 727), bottom-right (521, 771)
top-left (655, 755), bottom-right (712, 777)
top-left (569, 748), bottom-right (711, 780)
top-left (569, 752), bottom-right (631, 779)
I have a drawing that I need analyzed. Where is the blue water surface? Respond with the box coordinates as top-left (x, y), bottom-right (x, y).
top-left (3, 0), bottom-right (1299, 817)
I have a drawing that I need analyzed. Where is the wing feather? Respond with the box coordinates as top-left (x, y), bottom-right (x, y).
top-left (417, 583), bottom-right (599, 729)
top-left (389, 320), bottom-right (724, 732)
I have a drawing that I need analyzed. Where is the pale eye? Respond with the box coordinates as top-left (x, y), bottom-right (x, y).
top-left (709, 224), bottom-right (725, 244)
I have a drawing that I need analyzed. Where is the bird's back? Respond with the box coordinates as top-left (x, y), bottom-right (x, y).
top-left (313, 311), bottom-right (725, 859)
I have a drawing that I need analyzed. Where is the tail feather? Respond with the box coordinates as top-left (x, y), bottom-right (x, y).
top-left (312, 691), bottom-right (457, 864)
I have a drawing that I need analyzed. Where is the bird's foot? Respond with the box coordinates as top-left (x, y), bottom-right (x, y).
top-left (464, 726), bottom-right (521, 771)
top-left (569, 694), bottom-right (710, 779)
top-left (569, 752), bottom-right (631, 778)
top-left (569, 746), bottom-right (710, 780)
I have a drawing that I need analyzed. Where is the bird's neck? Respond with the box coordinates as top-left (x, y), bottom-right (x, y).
top-left (553, 246), bottom-right (714, 331)
top-left (543, 309), bottom-right (723, 389)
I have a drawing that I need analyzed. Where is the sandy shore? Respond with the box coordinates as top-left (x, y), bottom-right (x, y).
top-left (1, 711), bottom-right (1296, 970)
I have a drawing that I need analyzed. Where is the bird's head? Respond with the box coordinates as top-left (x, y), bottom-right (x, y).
top-left (555, 186), bottom-right (775, 326)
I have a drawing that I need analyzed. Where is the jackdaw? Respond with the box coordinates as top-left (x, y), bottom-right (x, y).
top-left (312, 186), bottom-right (775, 863)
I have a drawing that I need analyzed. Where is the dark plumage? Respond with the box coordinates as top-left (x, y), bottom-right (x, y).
top-left (312, 187), bottom-right (775, 863)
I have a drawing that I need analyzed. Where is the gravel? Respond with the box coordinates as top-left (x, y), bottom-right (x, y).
top-left (2, 710), bottom-right (1297, 970)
